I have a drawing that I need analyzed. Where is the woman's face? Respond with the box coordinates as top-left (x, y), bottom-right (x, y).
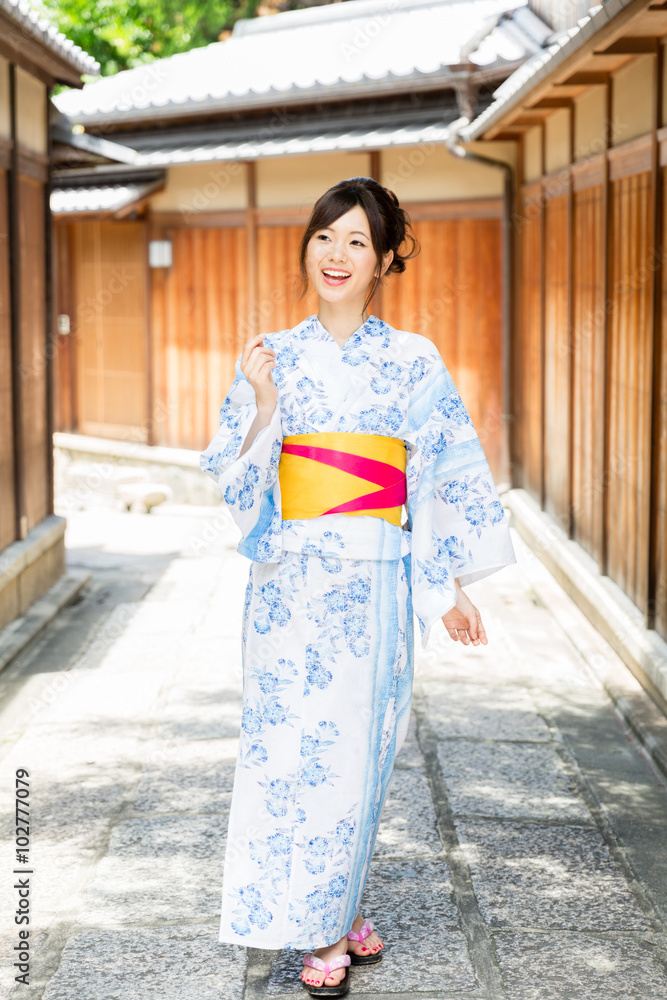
top-left (306, 204), bottom-right (393, 306)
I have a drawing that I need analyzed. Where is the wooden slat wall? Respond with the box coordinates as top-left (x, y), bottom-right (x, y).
top-left (382, 217), bottom-right (505, 481)
top-left (19, 176), bottom-right (48, 533)
top-left (0, 170), bottom-right (15, 549)
top-left (256, 225), bottom-right (318, 333)
top-left (71, 220), bottom-right (148, 441)
top-left (52, 223), bottom-right (76, 431)
top-left (515, 191), bottom-right (544, 501)
top-left (571, 184), bottom-right (605, 564)
top-left (151, 226), bottom-right (248, 448)
top-left (542, 193), bottom-right (570, 527)
top-left (607, 172), bottom-right (653, 613)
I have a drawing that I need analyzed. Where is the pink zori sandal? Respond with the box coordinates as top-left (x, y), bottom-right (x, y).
top-left (347, 919), bottom-right (383, 966)
top-left (301, 953), bottom-right (351, 996)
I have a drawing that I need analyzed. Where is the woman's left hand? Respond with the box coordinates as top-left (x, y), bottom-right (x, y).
top-left (441, 585), bottom-right (487, 646)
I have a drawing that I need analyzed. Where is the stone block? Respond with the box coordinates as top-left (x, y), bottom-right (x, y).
top-left (80, 816), bottom-right (227, 924)
top-left (156, 682), bottom-right (242, 741)
top-left (374, 769), bottom-right (440, 857)
top-left (494, 932), bottom-right (667, 999)
top-left (456, 819), bottom-right (649, 930)
top-left (421, 681), bottom-right (552, 742)
top-left (42, 926), bottom-right (246, 1000)
top-left (133, 737), bottom-right (238, 814)
top-left (438, 741), bottom-right (591, 822)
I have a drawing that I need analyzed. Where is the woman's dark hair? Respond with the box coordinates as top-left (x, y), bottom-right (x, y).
top-left (296, 176), bottom-right (420, 313)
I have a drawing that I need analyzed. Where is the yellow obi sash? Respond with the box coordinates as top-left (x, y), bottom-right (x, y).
top-left (279, 432), bottom-right (407, 526)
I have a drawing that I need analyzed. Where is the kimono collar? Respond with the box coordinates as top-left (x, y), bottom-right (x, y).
top-left (298, 313), bottom-right (378, 352)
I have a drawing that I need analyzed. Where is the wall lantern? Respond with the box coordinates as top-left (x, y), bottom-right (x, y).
top-left (149, 240), bottom-right (173, 268)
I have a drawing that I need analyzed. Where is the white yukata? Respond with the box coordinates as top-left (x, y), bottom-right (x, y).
top-left (200, 313), bottom-right (516, 950)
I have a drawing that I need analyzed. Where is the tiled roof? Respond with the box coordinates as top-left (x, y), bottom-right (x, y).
top-left (53, 0), bottom-right (551, 125)
top-left (50, 179), bottom-right (163, 216)
top-left (114, 104), bottom-right (474, 166)
top-left (1, 0), bottom-right (98, 77)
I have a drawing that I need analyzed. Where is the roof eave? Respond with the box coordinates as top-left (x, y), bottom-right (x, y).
top-left (51, 124), bottom-right (139, 165)
top-left (0, 7), bottom-right (98, 87)
top-left (462, 0), bottom-right (651, 141)
top-left (61, 62), bottom-right (519, 129)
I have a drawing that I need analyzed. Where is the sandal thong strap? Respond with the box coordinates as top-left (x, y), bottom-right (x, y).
top-left (303, 953), bottom-right (351, 975)
top-left (347, 919), bottom-right (374, 943)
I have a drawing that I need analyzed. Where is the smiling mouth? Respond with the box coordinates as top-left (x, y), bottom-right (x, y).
top-left (322, 268), bottom-right (351, 284)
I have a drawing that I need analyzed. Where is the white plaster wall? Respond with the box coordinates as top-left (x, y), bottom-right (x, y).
top-left (150, 161), bottom-right (247, 213)
top-left (381, 142), bottom-right (507, 200)
top-left (256, 152), bottom-right (370, 208)
top-left (574, 85), bottom-right (607, 160)
top-left (545, 107), bottom-right (570, 173)
top-left (16, 66), bottom-right (47, 153)
top-left (523, 126), bottom-right (542, 181)
top-left (611, 54), bottom-right (654, 145)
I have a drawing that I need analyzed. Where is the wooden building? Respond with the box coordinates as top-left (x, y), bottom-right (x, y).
top-left (50, 0), bottom-right (556, 487)
top-left (0, 2), bottom-right (96, 631)
top-left (461, 0), bottom-right (667, 688)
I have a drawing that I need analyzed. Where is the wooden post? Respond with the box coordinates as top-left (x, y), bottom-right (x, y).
top-left (143, 215), bottom-right (154, 446)
top-left (8, 63), bottom-right (26, 542)
top-left (370, 149), bottom-right (383, 317)
top-left (601, 76), bottom-right (612, 579)
top-left (44, 82), bottom-right (54, 516)
top-left (566, 106), bottom-right (575, 540)
top-left (511, 133), bottom-right (524, 490)
top-left (538, 123), bottom-right (546, 512)
top-left (648, 43), bottom-right (664, 630)
top-left (246, 160), bottom-right (258, 340)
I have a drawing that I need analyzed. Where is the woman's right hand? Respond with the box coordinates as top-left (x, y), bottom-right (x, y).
top-left (241, 333), bottom-right (278, 413)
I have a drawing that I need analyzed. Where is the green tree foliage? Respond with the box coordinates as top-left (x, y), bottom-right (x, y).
top-left (38, 0), bottom-right (264, 79)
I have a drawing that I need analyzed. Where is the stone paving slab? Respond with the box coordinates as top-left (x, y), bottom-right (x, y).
top-left (6, 724), bottom-right (142, 774)
top-left (42, 926), bottom-right (246, 1000)
top-left (455, 819), bottom-right (650, 930)
top-left (29, 843), bottom-right (101, 921)
top-left (493, 933), bottom-right (667, 1000)
top-left (80, 815), bottom-right (227, 925)
top-left (133, 737), bottom-right (238, 814)
top-left (374, 769), bottom-right (441, 857)
top-left (437, 741), bottom-right (592, 822)
top-left (422, 682), bottom-right (552, 743)
top-left (36, 669), bottom-right (164, 726)
top-left (114, 598), bottom-right (205, 637)
top-left (393, 714), bottom-right (425, 770)
top-left (154, 681), bottom-right (242, 741)
top-left (173, 635), bottom-right (243, 686)
top-left (360, 859), bottom-right (459, 932)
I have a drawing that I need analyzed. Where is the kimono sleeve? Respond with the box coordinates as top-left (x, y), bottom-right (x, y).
top-left (199, 356), bottom-right (283, 561)
top-left (404, 343), bottom-right (516, 648)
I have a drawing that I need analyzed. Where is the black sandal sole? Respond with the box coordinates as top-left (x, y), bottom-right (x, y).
top-left (349, 950), bottom-right (383, 966)
top-left (301, 966), bottom-right (350, 996)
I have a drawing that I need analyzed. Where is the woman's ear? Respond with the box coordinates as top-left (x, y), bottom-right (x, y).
top-left (381, 249), bottom-right (394, 276)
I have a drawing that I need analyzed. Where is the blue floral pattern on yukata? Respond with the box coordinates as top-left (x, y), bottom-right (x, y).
top-left (200, 313), bottom-right (516, 950)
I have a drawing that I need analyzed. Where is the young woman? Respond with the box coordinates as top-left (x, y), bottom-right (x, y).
top-left (200, 176), bottom-right (516, 995)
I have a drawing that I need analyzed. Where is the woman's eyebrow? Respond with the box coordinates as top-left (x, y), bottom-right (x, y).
top-left (320, 227), bottom-right (370, 238)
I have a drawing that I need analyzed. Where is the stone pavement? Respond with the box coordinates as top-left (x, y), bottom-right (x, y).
top-left (1, 505), bottom-right (667, 1000)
